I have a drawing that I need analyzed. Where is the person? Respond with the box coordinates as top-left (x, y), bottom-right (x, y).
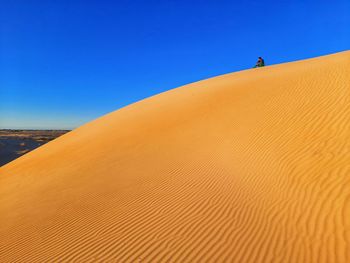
top-left (254, 57), bottom-right (265, 68)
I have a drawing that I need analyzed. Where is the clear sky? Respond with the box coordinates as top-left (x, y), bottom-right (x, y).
top-left (1, 0), bottom-right (349, 129)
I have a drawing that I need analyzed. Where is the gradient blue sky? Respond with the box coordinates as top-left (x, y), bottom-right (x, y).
top-left (1, 0), bottom-right (349, 129)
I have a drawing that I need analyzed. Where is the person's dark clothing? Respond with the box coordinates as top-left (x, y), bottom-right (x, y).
top-left (254, 57), bottom-right (265, 68)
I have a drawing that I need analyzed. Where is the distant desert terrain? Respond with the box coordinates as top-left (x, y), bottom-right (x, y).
top-left (0, 130), bottom-right (69, 166)
top-left (1, 51), bottom-right (350, 262)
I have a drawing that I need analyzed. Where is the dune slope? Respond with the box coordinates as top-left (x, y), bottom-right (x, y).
top-left (1, 51), bottom-right (350, 262)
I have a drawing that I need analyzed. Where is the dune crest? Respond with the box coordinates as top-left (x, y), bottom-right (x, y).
top-left (1, 51), bottom-right (350, 262)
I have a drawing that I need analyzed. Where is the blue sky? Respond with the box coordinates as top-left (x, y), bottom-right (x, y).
top-left (1, 0), bottom-right (349, 129)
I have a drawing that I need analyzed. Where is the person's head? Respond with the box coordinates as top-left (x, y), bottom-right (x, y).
top-left (258, 57), bottom-right (262, 60)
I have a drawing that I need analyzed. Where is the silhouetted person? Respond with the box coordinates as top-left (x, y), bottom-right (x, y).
top-left (254, 57), bottom-right (265, 68)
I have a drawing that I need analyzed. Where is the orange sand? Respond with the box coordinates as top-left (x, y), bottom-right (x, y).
top-left (1, 51), bottom-right (350, 262)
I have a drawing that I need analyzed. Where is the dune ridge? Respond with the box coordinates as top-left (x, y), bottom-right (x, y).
top-left (1, 51), bottom-right (350, 262)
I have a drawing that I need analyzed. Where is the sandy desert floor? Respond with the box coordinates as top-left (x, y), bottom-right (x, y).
top-left (0, 130), bottom-right (69, 166)
top-left (1, 51), bottom-right (350, 262)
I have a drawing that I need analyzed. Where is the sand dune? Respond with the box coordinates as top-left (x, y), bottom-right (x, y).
top-left (1, 51), bottom-right (350, 262)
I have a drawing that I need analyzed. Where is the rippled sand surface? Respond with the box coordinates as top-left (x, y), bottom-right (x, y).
top-left (1, 51), bottom-right (350, 262)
